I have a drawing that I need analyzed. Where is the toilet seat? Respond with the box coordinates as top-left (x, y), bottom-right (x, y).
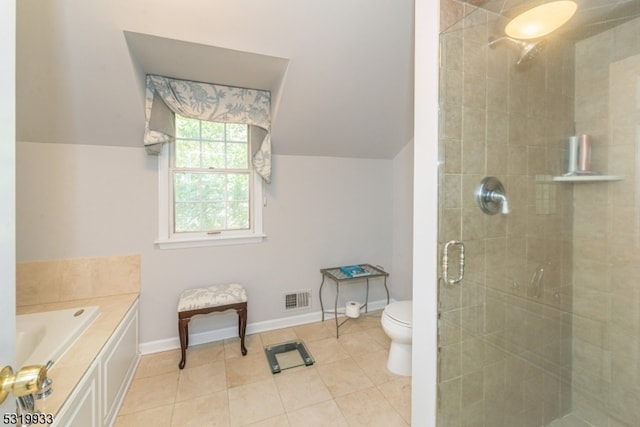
top-left (383, 301), bottom-right (412, 327)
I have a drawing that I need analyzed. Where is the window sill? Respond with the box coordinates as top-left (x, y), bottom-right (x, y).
top-left (155, 233), bottom-right (267, 250)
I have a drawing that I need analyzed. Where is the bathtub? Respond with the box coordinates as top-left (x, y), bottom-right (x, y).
top-left (16, 306), bottom-right (100, 367)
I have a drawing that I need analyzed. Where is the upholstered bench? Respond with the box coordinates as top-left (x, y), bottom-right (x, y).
top-left (177, 283), bottom-right (248, 369)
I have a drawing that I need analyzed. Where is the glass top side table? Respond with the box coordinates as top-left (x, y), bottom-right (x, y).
top-left (319, 264), bottom-right (390, 338)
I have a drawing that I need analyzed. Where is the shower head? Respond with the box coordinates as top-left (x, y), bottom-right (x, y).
top-left (517, 38), bottom-right (547, 65)
top-left (488, 36), bottom-right (547, 66)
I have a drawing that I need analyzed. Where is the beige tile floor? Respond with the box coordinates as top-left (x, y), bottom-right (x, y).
top-left (115, 310), bottom-right (411, 427)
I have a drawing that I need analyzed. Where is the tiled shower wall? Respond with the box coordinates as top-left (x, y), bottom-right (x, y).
top-left (438, 2), bottom-right (575, 426)
top-left (572, 17), bottom-right (640, 426)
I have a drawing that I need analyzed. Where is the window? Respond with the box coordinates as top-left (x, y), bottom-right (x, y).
top-left (173, 116), bottom-right (250, 233)
top-left (156, 115), bottom-right (265, 249)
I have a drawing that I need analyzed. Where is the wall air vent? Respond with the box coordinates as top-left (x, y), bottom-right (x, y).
top-left (284, 290), bottom-right (311, 310)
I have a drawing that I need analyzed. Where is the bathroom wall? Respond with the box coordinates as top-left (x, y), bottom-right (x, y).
top-left (391, 140), bottom-right (414, 301)
top-left (437, 3), bottom-right (575, 425)
top-left (572, 17), bottom-right (640, 426)
top-left (16, 140), bottom-right (411, 345)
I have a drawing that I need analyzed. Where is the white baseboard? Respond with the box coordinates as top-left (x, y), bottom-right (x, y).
top-left (139, 298), bottom-right (389, 355)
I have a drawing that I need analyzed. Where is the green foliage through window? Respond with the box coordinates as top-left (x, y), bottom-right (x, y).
top-left (172, 116), bottom-right (251, 233)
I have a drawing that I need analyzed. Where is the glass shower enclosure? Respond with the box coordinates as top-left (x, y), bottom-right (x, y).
top-left (437, 1), bottom-right (640, 426)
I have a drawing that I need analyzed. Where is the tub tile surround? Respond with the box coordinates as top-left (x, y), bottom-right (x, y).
top-left (15, 254), bottom-right (141, 422)
top-left (16, 254), bottom-right (140, 307)
top-left (115, 311), bottom-right (411, 427)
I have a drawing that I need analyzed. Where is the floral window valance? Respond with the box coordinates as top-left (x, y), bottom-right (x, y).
top-left (144, 74), bottom-right (272, 183)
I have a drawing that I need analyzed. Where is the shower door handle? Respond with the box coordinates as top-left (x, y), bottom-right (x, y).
top-left (442, 240), bottom-right (465, 285)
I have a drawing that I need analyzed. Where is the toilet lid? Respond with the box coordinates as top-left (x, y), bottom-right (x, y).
top-left (385, 301), bottom-right (412, 326)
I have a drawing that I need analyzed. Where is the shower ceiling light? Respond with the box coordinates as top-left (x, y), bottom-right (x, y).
top-left (505, 0), bottom-right (577, 39)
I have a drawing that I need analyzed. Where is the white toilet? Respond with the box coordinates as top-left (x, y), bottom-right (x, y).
top-left (380, 300), bottom-right (412, 376)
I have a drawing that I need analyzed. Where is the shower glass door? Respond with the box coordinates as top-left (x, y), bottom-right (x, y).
top-left (437, 5), bottom-right (576, 422)
top-left (437, 2), bottom-right (640, 426)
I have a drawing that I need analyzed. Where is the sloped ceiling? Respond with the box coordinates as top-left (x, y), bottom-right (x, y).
top-left (16, 0), bottom-right (415, 159)
top-left (123, 31), bottom-right (290, 122)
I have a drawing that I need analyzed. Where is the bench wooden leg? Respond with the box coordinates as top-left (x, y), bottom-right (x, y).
top-left (238, 304), bottom-right (247, 356)
top-left (178, 316), bottom-right (190, 369)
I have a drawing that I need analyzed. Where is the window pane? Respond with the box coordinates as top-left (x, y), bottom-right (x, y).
top-left (201, 121), bottom-right (225, 140)
top-left (171, 118), bottom-right (253, 235)
top-left (200, 174), bottom-right (226, 201)
top-left (226, 173), bottom-right (249, 201)
top-left (175, 202), bottom-right (201, 232)
top-left (202, 141), bottom-right (225, 169)
top-left (203, 203), bottom-right (227, 230)
top-left (174, 173), bottom-right (200, 201)
top-left (175, 140), bottom-right (200, 168)
top-left (175, 116), bottom-right (200, 139)
top-left (227, 201), bottom-right (249, 228)
top-left (227, 142), bottom-right (249, 169)
top-left (227, 123), bottom-right (248, 142)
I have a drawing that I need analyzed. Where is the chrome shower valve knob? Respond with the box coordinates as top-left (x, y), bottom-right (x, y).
top-left (475, 176), bottom-right (509, 215)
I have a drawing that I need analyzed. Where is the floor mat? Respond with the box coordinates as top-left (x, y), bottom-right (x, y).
top-left (264, 340), bottom-right (314, 374)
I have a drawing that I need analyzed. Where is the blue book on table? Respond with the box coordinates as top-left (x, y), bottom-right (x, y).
top-left (340, 265), bottom-right (368, 277)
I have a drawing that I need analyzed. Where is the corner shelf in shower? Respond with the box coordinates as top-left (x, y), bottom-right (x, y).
top-left (552, 175), bottom-right (624, 182)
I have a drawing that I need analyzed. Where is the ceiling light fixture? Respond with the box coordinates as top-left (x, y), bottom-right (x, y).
top-left (505, 0), bottom-right (578, 39)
